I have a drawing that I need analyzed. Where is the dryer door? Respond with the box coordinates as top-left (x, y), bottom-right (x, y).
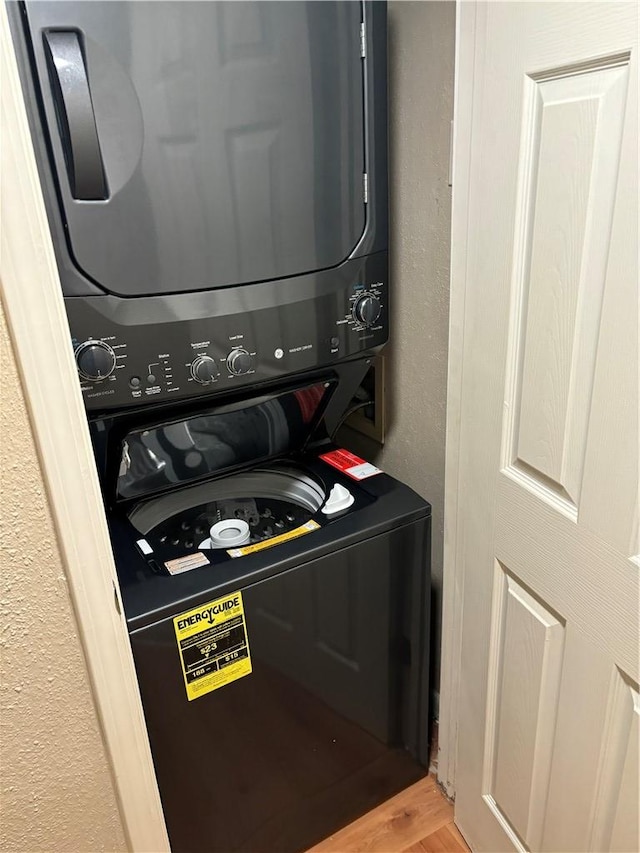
top-left (23, 1), bottom-right (366, 296)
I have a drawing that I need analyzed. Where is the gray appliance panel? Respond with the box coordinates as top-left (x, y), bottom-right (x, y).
top-left (68, 251), bottom-right (387, 411)
top-left (23, 1), bottom-right (366, 297)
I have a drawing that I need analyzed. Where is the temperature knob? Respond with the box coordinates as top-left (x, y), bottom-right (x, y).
top-left (227, 348), bottom-right (253, 376)
top-left (353, 293), bottom-right (382, 327)
top-left (75, 340), bottom-right (116, 382)
top-left (191, 355), bottom-right (219, 385)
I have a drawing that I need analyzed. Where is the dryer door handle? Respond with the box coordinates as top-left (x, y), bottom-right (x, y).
top-left (43, 30), bottom-right (107, 200)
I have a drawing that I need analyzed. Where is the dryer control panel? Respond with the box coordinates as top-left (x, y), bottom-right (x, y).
top-left (66, 253), bottom-right (388, 411)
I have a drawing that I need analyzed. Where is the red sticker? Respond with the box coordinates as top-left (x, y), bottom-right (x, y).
top-left (319, 448), bottom-right (382, 481)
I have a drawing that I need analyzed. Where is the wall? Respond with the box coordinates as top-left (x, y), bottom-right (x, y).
top-left (343, 1), bottom-right (455, 709)
top-left (0, 298), bottom-right (127, 853)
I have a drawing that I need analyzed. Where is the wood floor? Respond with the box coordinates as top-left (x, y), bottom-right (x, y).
top-left (308, 775), bottom-right (470, 853)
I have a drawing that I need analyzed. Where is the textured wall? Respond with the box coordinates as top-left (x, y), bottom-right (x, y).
top-left (0, 297), bottom-right (127, 853)
top-left (343, 1), bottom-right (455, 707)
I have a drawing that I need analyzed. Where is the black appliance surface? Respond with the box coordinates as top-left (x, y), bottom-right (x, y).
top-left (117, 455), bottom-right (431, 853)
top-left (10, 1), bottom-right (389, 411)
top-left (23, 0), bottom-right (366, 296)
top-left (92, 365), bottom-right (431, 853)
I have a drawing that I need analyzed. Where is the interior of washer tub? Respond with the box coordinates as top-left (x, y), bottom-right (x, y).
top-left (128, 464), bottom-right (329, 550)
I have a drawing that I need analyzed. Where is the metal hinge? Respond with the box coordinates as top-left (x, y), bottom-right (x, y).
top-left (360, 22), bottom-right (366, 58)
top-left (363, 173), bottom-right (368, 204)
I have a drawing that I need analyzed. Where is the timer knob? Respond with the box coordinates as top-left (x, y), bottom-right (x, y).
top-left (227, 348), bottom-right (253, 376)
top-left (75, 340), bottom-right (116, 382)
top-left (353, 293), bottom-right (382, 327)
top-left (191, 355), bottom-right (219, 385)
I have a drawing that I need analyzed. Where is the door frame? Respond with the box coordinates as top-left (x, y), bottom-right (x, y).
top-left (0, 9), bottom-right (170, 851)
top-left (438, 0), bottom-right (477, 799)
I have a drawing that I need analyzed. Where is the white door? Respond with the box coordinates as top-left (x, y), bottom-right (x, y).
top-left (445, 3), bottom-right (638, 851)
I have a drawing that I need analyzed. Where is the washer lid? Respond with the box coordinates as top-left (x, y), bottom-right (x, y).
top-left (116, 379), bottom-right (334, 502)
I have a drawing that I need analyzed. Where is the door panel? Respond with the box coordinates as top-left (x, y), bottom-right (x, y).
top-left (485, 568), bottom-right (565, 852)
top-left (507, 61), bottom-right (630, 510)
top-left (24, 1), bottom-right (365, 296)
top-left (449, 3), bottom-right (638, 851)
top-left (590, 671), bottom-right (639, 853)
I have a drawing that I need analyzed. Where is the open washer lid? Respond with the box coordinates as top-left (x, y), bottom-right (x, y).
top-left (115, 379), bottom-right (335, 502)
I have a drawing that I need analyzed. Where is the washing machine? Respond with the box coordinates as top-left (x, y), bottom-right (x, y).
top-left (92, 361), bottom-right (431, 852)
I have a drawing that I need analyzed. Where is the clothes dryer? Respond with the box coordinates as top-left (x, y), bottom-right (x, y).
top-left (10, 1), bottom-right (389, 411)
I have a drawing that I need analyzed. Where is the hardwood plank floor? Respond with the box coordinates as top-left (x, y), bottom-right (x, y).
top-left (403, 823), bottom-right (469, 853)
top-left (308, 776), bottom-right (470, 853)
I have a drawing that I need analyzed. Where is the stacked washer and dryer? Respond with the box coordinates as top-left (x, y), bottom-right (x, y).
top-left (10, 2), bottom-right (432, 850)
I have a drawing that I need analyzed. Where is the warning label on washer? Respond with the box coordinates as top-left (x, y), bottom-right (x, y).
top-left (165, 552), bottom-right (210, 575)
top-left (319, 448), bottom-right (382, 481)
top-left (227, 520), bottom-right (320, 558)
top-left (173, 591), bottom-right (252, 701)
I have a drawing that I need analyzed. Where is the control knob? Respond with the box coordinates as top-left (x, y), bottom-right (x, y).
top-left (353, 293), bottom-right (382, 327)
top-left (75, 340), bottom-right (116, 382)
top-left (227, 348), bottom-right (253, 376)
top-left (191, 355), bottom-right (219, 385)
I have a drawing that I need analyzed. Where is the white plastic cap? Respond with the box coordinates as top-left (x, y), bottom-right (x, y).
top-left (321, 483), bottom-right (354, 516)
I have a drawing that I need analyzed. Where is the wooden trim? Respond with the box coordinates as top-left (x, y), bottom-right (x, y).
top-left (0, 9), bottom-right (170, 852)
top-left (438, 0), bottom-right (479, 800)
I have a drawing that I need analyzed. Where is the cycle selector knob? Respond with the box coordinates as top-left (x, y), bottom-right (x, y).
top-left (353, 293), bottom-right (382, 327)
top-left (191, 355), bottom-right (219, 385)
top-left (227, 348), bottom-right (253, 376)
top-left (75, 340), bottom-right (116, 382)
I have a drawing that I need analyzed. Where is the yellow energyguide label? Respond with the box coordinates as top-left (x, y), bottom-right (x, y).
top-left (173, 590), bottom-right (252, 701)
top-left (227, 519), bottom-right (320, 557)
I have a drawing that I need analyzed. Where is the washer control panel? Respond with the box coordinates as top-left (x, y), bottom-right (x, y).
top-left (67, 255), bottom-right (388, 411)
top-left (190, 355), bottom-right (219, 385)
top-left (226, 349), bottom-right (253, 376)
top-left (352, 292), bottom-right (382, 326)
top-left (75, 339), bottom-right (117, 382)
